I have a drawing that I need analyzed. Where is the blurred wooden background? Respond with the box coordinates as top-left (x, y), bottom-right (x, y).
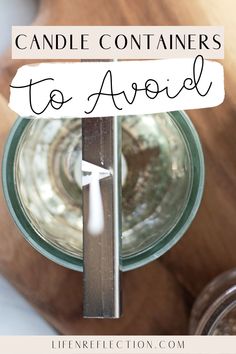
top-left (0, 0), bottom-right (235, 334)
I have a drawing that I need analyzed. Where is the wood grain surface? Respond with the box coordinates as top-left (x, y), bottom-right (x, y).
top-left (0, 0), bottom-right (235, 334)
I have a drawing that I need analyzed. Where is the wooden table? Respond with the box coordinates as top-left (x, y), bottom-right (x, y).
top-left (0, 0), bottom-right (235, 334)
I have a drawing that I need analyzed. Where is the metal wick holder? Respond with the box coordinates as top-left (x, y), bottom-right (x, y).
top-left (82, 89), bottom-right (122, 316)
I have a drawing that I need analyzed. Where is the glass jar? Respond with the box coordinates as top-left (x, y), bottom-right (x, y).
top-left (2, 111), bottom-right (204, 272)
top-left (190, 269), bottom-right (236, 335)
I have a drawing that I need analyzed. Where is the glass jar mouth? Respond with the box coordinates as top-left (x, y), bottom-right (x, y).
top-left (194, 286), bottom-right (236, 335)
top-left (190, 269), bottom-right (236, 335)
top-left (2, 111), bottom-right (204, 272)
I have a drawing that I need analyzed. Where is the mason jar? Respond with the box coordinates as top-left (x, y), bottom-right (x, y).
top-left (190, 269), bottom-right (236, 335)
top-left (2, 111), bottom-right (204, 272)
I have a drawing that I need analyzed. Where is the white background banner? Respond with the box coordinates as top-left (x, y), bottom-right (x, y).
top-left (11, 26), bottom-right (224, 59)
top-left (9, 56), bottom-right (224, 118)
top-left (1, 336), bottom-right (236, 354)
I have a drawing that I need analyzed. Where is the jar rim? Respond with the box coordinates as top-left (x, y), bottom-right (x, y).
top-left (195, 285), bottom-right (236, 335)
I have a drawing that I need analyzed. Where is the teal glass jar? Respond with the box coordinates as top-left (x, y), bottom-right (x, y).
top-left (2, 111), bottom-right (204, 272)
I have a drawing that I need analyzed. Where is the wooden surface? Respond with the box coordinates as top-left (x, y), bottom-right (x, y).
top-left (0, 0), bottom-right (235, 334)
